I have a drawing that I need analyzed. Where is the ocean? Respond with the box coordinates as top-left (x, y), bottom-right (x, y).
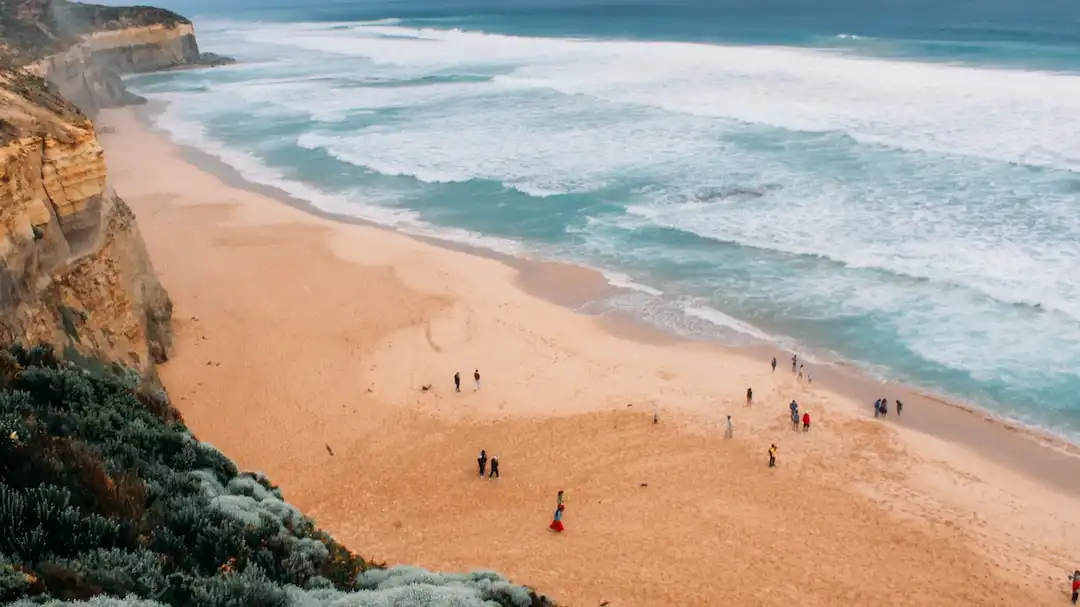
top-left (124, 0), bottom-right (1080, 439)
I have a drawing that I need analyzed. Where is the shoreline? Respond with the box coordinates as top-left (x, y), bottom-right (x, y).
top-left (97, 106), bottom-right (1080, 605)
top-left (129, 101), bottom-right (1080, 500)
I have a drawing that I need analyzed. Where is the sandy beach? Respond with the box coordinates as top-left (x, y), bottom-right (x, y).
top-left (97, 107), bottom-right (1079, 606)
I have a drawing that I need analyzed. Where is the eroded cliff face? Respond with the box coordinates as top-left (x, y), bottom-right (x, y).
top-left (0, 68), bottom-right (171, 376)
top-left (29, 23), bottom-right (202, 115)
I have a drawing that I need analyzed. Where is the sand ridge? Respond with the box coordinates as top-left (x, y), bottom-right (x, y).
top-left (98, 108), bottom-right (1080, 606)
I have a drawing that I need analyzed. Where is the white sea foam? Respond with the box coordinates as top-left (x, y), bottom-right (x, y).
top-left (227, 21), bottom-right (1080, 170)
top-left (151, 98), bottom-right (523, 256)
top-left (600, 271), bottom-right (664, 296)
top-left (189, 20), bottom-right (1080, 326)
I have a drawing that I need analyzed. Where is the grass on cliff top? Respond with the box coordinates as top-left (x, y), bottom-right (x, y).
top-left (0, 0), bottom-right (189, 64)
top-left (0, 343), bottom-right (554, 606)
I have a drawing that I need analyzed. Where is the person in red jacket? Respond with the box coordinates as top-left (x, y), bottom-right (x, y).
top-left (1070, 570), bottom-right (1079, 604)
top-left (802, 411), bottom-right (811, 432)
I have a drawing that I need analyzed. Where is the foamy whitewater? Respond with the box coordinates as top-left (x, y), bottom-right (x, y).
top-left (128, 0), bottom-right (1080, 439)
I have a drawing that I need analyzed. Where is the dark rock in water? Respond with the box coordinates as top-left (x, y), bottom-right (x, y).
top-left (692, 186), bottom-right (768, 203)
top-left (198, 51), bottom-right (236, 67)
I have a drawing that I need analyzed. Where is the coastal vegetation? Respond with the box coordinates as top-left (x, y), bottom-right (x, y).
top-left (0, 344), bottom-right (552, 606)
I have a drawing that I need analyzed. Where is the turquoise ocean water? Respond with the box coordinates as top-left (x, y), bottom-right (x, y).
top-left (125, 0), bottom-right (1080, 440)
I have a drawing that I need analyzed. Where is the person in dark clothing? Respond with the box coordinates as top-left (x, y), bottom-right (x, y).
top-left (879, 398), bottom-right (888, 417)
top-left (896, 400), bottom-right (904, 416)
top-left (746, 387), bottom-right (753, 407)
top-left (1070, 570), bottom-right (1079, 604)
top-left (488, 455), bottom-right (500, 480)
top-left (874, 399), bottom-right (881, 418)
top-left (474, 369), bottom-right (481, 391)
top-left (792, 354), bottom-right (797, 372)
top-left (771, 357), bottom-right (777, 373)
top-left (477, 449), bottom-right (487, 477)
top-left (454, 372), bottom-right (461, 392)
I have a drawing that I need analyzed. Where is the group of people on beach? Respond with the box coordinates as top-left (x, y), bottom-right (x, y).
top-left (476, 449), bottom-right (499, 479)
top-left (874, 397), bottom-right (902, 418)
top-left (789, 399), bottom-right (811, 432)
top-left (777, 352), bottom-right (812, 380)
top-left (454, 369), bottom-right (481, 392)
top-left (748, 356), bottom-right (818, 469)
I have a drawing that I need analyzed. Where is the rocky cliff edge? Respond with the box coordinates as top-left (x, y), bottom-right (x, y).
top-left (4, 0), bottom-right (233, 115)
top-left (0, 0), bottom-right (216, 379)
top-left (0, 64), bottom-right (172, 378)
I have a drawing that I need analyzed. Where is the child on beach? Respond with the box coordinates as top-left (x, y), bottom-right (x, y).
top-left (746, 387), bottom-right (753, 407)
top-left (488, 455), bottom-right (500, 480)
top-left (478, 449), bottom-right (487, 477)
top-left (549, 504), bottom-right (565, 532)
top-left (802, 411), bottom-right (810, 432)
top-left (474, 369), bottom-right (480, 391)
top-left (454, 372), bottom-right (461, 393)
top-left (768, 444), bottom-right (777, 467)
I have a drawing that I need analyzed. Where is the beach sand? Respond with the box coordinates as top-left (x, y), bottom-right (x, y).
top-left (98, 107), bottom-right (1080, 606)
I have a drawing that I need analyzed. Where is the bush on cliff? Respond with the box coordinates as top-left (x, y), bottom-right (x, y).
top-left (0, 344), bottom-right (551, 606)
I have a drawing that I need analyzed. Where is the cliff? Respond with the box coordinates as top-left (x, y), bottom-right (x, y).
top-left (3, 0), bottom-right (232, 115)
top-left (0, 63), bottom-right (171, 379)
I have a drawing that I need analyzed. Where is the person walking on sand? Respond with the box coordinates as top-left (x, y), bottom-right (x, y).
top-left (798, 364), bottom-right (804, 381)
top-left (768, 443), bottom-right (778, 468)
top-left (488, 455), bottom-right (500, 480)
top-left (725, 415), bottom-right (733, 439)
top-left (771, 357), bottom-right (777, 373)
top-left (790, 400), bottom-right (799, 418)
top-left (746, 387), bottom-right (753, 407)
top-left (1070, 570), bottom-right (1080, 604)
top-left (802, 411), bottom-right (811, 432)
top-left (556, 489), bottom-right (565, 510)
top-left (474, 369), bottom-right (481, 391)
top-left (477, 449), bottom-right (487, 477)
top-left (549, 504), bottom-right (565, 532)
top-left (879, 398), bottom-right (889, 417)
top-left (896, 400), bottom-right (903, 416)
top-left (791, 409), bottom-right (800, 431)
top-left (454, 372), bottom-right (461, 393)
top-left (792, 354), bottom-right (797, 372)
top-left (874, 399), bottom-right (881, 418)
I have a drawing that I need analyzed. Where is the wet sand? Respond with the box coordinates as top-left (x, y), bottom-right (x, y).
top-left (99, 107), bottom-right (1080, 606)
